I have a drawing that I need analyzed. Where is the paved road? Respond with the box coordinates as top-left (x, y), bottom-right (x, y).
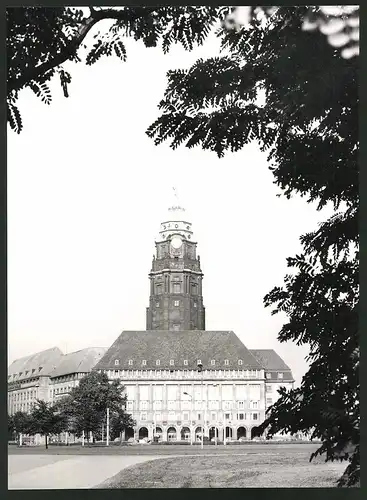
top-left (8, 454), bottom-right (163, 489)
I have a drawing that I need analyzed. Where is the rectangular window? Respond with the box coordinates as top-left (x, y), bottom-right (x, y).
top-left (253, 413), bottom-right (258, 420)
top-left (252, 401), bottom-right (258, 409)
top-left (173, 324), bottom-right (180, 331)
top-left (141, 413), bottom-right (147, 421)
top-left (225, 413), bottom-right (231, 420)
top-left (128, 360), bottom-right (133, 366)
top-left (238, 413), bottom-right (244, 420)
top-left (142, 360), bottom-right (146, 366)
top-left (238, 401), bottom-right (245, 409)
top-left (211, 360), bottom-right (215, 366)
top-left (168, 411), bottom-right (176, 421)
top-left (184, 360), bottom-right (188, 365)
top-left (183, 412), bottom-right (189, 421)
top-left (224, 401), bottom-right (231, 410)
top-left (278, 372), bottom-right (284, 379)
top-left (173, 283), bottom-right (181, 293)
top-left (156, 302), bottom-right (160, 307)
top-left (194, 302), bottom-right (197, 307)
top-left (266, 385), bottom-right (272, 393)
top-left (224, 359), bottom-right (229, 365)
top-left (191, 284), bottom-right (197, 295)
top-left (266, 398), bottom-right (272, 405)
top-left (174, 300), bottom-right (180, 307)
top-left (155, 413), bottom-right (161, 422)
top-left (156, 284), bottom-right (162, 294)
top-left (266, 373), bottom-right (271, 379)
top-left (168, 400), bottom-right (175, 410)
top-left (153, 400), bottom-right (162, 410)
top-left (170, 360), bottom-right (174, 366)
top-left (197, 413), bottom-right (201, 421)
top-left (211, 412), bottom-right (217, 420)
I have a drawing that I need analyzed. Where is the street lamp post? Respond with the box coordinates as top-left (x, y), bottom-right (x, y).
top-left (183, 392), bottom-right (193, 445)
top-left (197, 362), bottom-right (204, 449)
top-left (106, 407), bottom-right (110, 447)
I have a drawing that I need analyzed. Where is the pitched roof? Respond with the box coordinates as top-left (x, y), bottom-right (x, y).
top-left (95, 330), bottom-right (263, 371)
top-left (249, 349), bottom-right (294, 382)
top-left (8, 347), bottom-right (64, 381)
top-left (50, 347), bottom-right (108, 378)
top-left (249, 349), bottom-right (291, 370)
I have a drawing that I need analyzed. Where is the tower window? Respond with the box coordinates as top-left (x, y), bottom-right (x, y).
top-left (238, 360), bottom-right (243, 366)
top-left (174, 300), bottom-right (180, 307)
top-left (142, 360), bottom-right (146, 366)
top-left (184, 360), bottom-right (188, 365)
top-left (170, 360), bottom-right (174, 366)
top-left (156, 360), bottom-right (160, 366)
top-left (128, 360), bottom-right (133, 366)
top-left (211, 360), bottom-right (215, 365)
top-left (224, 360), bottom-right (229, 365)
top-left (115, 360), bottom-right (119, 366)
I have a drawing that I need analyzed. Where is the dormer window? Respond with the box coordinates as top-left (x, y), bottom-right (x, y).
top-left (115, 360), bottom-right (119, 366)
top-left (238, 360), bottom-right (243, 366)
top-left (211, 360), bottom-right (215, 365)
top-left (278, 372), bottom-right (283, 379)
top-left (224, 360), bottom-right (229, 366)
top-left (184, 360), bottom-right (188, 366)
top-left (197, 359), bottom-right (202, 365)
top-left (128, 360), bottom-right (133, 366)
top-left (266, 373), bottom-right (271, 379)
top-left (156, 360), bottom-right (160, 366)
top-left (170, 360), bottom-right (174, 366)
top-left (142, 360), bottom-right (147, 366)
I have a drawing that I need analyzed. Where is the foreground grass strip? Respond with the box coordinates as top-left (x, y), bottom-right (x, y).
top-left (96, 453), bottom-right (345, 488)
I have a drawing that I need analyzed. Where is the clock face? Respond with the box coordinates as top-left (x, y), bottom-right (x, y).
top-left (171, 236), bottom-right (183, 249)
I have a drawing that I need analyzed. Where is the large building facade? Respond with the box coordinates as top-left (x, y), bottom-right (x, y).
top-left (8, 347), bottom-right (107, 416)
top-left (95, 195), bottom-right (295, 442)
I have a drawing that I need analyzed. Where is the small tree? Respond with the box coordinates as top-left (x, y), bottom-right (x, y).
top-left (11, 411), bottom-right (33, 444)
top-left (58, 371), bottom-right (133, 444)
top-left (109, 408), bottom-right (136, 442)
top-left (28, 400), bottom-right (67, 449)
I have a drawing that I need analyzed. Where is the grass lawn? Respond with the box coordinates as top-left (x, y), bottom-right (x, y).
top-left (96, 451), bottom-right (346, 488)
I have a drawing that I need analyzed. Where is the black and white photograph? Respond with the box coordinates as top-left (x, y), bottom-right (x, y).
top-left (7, 5), bottom-right (359, 489)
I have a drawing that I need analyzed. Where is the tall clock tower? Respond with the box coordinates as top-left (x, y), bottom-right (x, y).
top-left (146, 191), bottom-right (205, 331)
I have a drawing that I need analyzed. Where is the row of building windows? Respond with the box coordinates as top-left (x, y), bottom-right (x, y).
top-left (128, 400), bottom-right (260, 410)
top-left (155, 300), bottom-right (198, 307)
top-left (8, 367), bottom-right (43, 380)
top-left (9, 390), bottom-right (37, 401)
top-left (114, 359), bottom-right (254, 367)
top-left (139, 412), bottom-right (260, 422)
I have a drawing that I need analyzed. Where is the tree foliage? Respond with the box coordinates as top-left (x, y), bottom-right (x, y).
top-left (55, 371), bottom-right (134, 441)
top-left (7, 6), bottom-right (230, 133)
top-left (28, 400), bottom-right (67, 449)
top-left (146, 6), bottom-right (359, 487)
top-left (9, 411), bottom-right (33, 441)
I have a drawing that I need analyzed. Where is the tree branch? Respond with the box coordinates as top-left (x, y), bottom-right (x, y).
top-left (7, 7), bottom-right (135, 94)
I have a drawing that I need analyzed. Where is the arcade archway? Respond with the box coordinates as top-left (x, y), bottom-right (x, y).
top-left (225, 427), bottom-right (233, 439)
top-left (167, 426), bottom-right (177, 441)
top-left (209, 427), bottom-right (219, 440)
top-left (195, 426), bottom-right (203, 441)
top-left (237, 427), bottom-right (247, 439)
top-left (181, 427), bottom-right (191, 441)
top-left (138, 427), bottom-right (148, 440)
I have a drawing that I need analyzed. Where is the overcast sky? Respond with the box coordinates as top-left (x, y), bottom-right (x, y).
top-left (8, 21), bottom-right (333, 386)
